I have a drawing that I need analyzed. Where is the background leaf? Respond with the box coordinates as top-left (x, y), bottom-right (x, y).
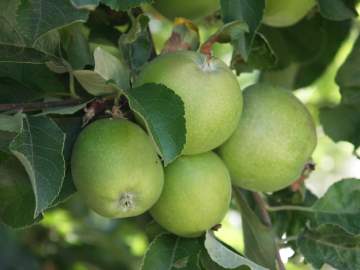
top-left (336, 36), bottom-right (360, 105)
top-left (0, 153), bottom-right (39, 228)
top-left (317, 0), bottom-right (358, 21)
top-left (320, 105), bottom-right (360, 148)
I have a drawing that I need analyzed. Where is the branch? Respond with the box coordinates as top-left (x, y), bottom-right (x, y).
top-left (252, 192), bottom-right (286, 270)
top-left (0, 99), bottom-right (84, 112)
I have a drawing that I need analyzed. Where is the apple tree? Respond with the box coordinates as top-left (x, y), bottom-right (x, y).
top-left (1, 0), bottom-right (360, 270)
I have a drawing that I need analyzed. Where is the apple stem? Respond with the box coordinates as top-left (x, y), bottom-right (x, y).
top-left (291, 161), bottom-right (316, 192)
top-left (252, 192), bottom-right (286, 270)
top-left (200, 34), bottom-right (219, 60)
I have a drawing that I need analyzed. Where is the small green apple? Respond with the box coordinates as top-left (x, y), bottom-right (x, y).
top-left (150, 152), bottom-right (232, 238)
top-left (219, 83), bottom-right (317, 192)
top-left (153, 0), bottom-right (219, 20)
top-left (263, 0), bottom-right (316, 27)
top-left (71, 119), bottom-right (164, 218)
top-left (135, 50), bottom-right (243, 155)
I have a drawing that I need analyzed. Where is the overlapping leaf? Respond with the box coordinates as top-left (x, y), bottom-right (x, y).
top-left (317, 0), bottom-right (358, 21)
top-left (9, 116), bottom-right (66, 217)
top-left (125, 83), bottom-right (186, 165)
top-left (204, 232), bottom-right (268, 270)
top-left (141, 233), bottom-right (202, 270)
top-left (234, 190), bottom-right (276, 270)
top-left (310, 179), bottom-right (360, 235)
top-left (299, 224), bottom-right (360, 270)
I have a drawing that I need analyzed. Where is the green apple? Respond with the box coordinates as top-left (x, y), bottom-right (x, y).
top-left (263, 0), bottom-right (316, 27)
top-left (71, 119), bottom-right (164, 218)
top-left (150, 152), bottom-right (232, 237)
top-left (219, 84), bottom-right (317, 192)
top-left (135, 51), bottom-right (243, 155)
top-left (152, 0), bottom-right (219, 20)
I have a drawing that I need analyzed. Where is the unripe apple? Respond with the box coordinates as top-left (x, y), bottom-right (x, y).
top-left (150, 152), bottom-right (232, 237)
top-left (152, 0), bottom-right (219, 20)
top-left (135, 51), bottom-right (243, 155)
top-left (263, 0), bottom-right (316, 27)
top-left (71, 119), bottom-right (164, 218)
top-left (219, 84), bottom-right (317, 192)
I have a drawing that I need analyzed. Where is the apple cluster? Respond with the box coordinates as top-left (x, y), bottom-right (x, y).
top-left (70, 1), bottom-right (317, 238)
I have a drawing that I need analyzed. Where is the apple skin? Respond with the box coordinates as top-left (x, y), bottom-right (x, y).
top-left (152, 0), bottom-right (219, 20)
top-left (263, 0), bottom-right (316, 27)
top-left (135, 51), bottom-right (243, 155)
top-left (71, 119), bottom-right (164, 218)
top-left (150, 152), bottom-right (232, 238)
top-left (219, 84), bottom-right (317, 192)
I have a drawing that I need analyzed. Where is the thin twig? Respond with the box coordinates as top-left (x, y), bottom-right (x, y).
top-left (278, 236), bottom-right (298, 246)
top-left (0, 99), bottom-right (84, 112)
top-left (252, 192), bottom-right (286, 270)
top-left (266, 205), bottom-right (315, 213)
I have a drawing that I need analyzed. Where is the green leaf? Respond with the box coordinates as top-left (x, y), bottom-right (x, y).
top-left (220, 0), bottom-right (265, 60)
top-left (101, 0), bottom-right (152, 11)
top-left (60, 22), bottom-right (94, 69)
top-left (16, 0), bottom-right (89, 46)
top-left (141, 233), bottom-right (202, 270)
top-left (0, 114), bottom-right (23, 133)
top-left (0, 113), bottom-right (23, 152)
top-left (51, 169), bottom-right (76, 207)
top-left (71, 0), bottom-right (100, 10)
top-left (125, 83), bottom-right (186, 165)
top-left (319, 105), bottom-right (360, 148)
top-left (317, 0), bottom-right (358, 21)
top-left (234, 190), bottom-right (277, 270)
top-left (9, 116), bottom-right (66, 217)
top-left (94, 47), bottom-right (130, 90)
top-left (204, 232), bottom-right (268, 270)
top-left (0, 63), bottom-right (67, 96)
top-left (74, 47), bottom-right (130, 96)
top-left (336, 36), bottom-right (360, 105)
top-left (0, 78), bottom-right (43, 104)
top-left (311, 179), bottom-right (360, 235)
top-left (232, 33), bottom-right (276, 74)
top-left (0, 0), bottom-right (88, 63)
top-left (207, 21), bottom-right (249, 44)
top-left (0, 153), bottom-right (40, 228)
top-left (199, 248), bottom-right (249, 270)
top-left (293, 19), bottom-right (351, 88)
top-left (51, 117), bottom-right (83, 205)
top-left (267, 188), bottom-right (317, 254)
top-left (0, 44), bottom-right (53, 64)
top-left (298, 224), bottom-right (360, 270)
top-left (120, 14), bottom-right (154, 72)
top-left (73, 70), bottom-right (118, 96)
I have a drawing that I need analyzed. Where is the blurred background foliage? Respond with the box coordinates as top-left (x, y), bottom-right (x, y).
top-left (2, 3), bottom-right (360, 270)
